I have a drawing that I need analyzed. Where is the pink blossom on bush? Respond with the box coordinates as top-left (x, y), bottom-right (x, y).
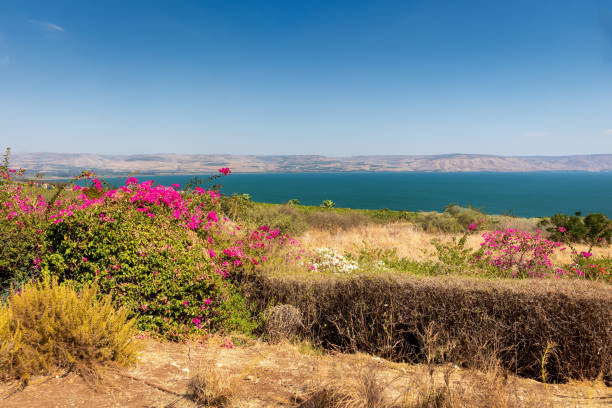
top-left (479, 229), bottom-right (561, 278)
top-left (207, 210), bottom-right (218, 222)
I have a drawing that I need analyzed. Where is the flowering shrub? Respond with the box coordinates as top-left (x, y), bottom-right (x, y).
top-left (0, 149), bottom-right (46, 291)
top-left (553, 227), bottom-right (612, 282)
top-left (305, 248), bottom-right (358, 274)
top-left (478, 229), bottom-right (562, 278)
top-left (0, 148), bottom-right (306, 338)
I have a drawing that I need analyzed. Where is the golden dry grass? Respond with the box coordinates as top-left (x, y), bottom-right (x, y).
top-left (0, 275), bottom-right (139, 385)
top-left (298, 222), bottom-right (612, 264)
top-left (187, 366), bottom-right (235, 407)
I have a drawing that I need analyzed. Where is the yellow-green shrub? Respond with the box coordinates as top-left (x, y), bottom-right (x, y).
top-left (0, 275), bottom-right (139, 383)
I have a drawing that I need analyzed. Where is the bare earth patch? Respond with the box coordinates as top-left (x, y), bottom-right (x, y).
top-left (1, 336), bottom-right (609, 407)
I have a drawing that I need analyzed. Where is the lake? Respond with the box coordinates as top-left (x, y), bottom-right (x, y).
top-left (85, 172), bottom-right (612, 218)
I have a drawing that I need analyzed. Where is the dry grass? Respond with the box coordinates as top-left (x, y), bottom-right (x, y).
top-left (299, 222), bottom-right (612, 264)
top-left (187, 366), bottom-right (234, 407)
top-left (298, 359), bottom-right (553, 408)
top-left (0, 275), bottom-right (138, 385)
top-left (299, 365), bottom-right (392, 408)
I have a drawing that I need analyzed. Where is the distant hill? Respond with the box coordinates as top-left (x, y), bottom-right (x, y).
top-left (11, 152), bottom-right (612, 177)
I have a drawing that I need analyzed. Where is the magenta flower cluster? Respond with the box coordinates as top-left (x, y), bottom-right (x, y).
top-left (479, 229), bottom-right (563, 278)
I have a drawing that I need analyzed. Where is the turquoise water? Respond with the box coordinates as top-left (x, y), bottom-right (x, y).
top-left (92, 172), bottom-right (612, 218)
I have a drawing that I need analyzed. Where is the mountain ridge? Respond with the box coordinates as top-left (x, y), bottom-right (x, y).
top-left (10, 152), bottom-right (612, 177)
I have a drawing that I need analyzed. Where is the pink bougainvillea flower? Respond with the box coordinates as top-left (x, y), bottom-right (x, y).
top-left (217, 167), bottom-right (232, 176)
top-left (581, 251), bottom-right (593, 258)
top-left (469, 224), bottom-right (477, 231)
top-left (207, 210), bottom-right (218, 222)
top-left (91, 178), bottom-right (103, 191)
top-left (558, 227), bottom-right (567, 232)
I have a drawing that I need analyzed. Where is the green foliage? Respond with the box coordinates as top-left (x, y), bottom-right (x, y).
top-left (0, 275), bottom-right (138, 384)
top-left (303, 210), bottom-right (373, 231)
top-left (320, 199), bottom-right (336, 208)
top-left (238, 204), bottom-right (309, 236)
top-left (0, 218), bottom-right (44, 294)
top-left (539, 212), bottom-right (612, 244)
top-left (443, 204), bottom-right (483, 229)
top-left (221, 200), bottom-right (492, 235)
top-left (0, 150), bottom-right (44, 292)
top-left (41, 204), bottom-right (254, 337)
top-left (219, 194), bottom-right (254, 220)
top-left (287, 198), bottom-right (301, 205)
top-left (419, 212), bottom-right (463, 233)
top-left (352, 242), bottom-right (431, 275)
top-left (431, 231), bottom-right (478, 275)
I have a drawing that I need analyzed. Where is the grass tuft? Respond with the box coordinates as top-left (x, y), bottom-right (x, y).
top-left (187, 367), bottom-right (234, 407)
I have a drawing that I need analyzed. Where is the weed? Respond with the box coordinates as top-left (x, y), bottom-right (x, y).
top-left (0, 275), bottom-right (138, 384)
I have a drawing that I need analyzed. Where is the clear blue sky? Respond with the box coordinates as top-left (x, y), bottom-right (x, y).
top-left (1, 0), bottom-right (611, 156)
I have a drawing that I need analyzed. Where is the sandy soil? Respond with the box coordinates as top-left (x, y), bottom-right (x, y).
top-left (1, 336), bottom-right (609, 407)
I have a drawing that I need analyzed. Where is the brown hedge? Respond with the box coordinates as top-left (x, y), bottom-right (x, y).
top-left (242, 274), bottom-right (612, 383)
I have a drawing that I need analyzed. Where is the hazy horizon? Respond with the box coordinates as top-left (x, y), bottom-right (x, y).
top-left (10, 151), bottom-right (612, 158)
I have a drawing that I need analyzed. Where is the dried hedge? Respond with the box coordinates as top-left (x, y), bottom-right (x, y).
top-left (243, 274), bottom-right (612, 382)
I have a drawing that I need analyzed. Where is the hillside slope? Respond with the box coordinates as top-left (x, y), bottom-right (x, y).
top-left (11, 152), bottom-right (612, 177)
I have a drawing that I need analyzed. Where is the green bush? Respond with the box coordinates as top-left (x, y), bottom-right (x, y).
top-left (41, 203), bottom-right (255, 337)
top-left (539, 212), bottom-right (612, 244)
top-left (443, 204), bottom-right (483, 230)
top-left (0, 218), bottom-right (43, 294)
top-left (320, 200), bottom-right (336, 208)
top-left (304, 210), bottom-right (374, 231)
top-left (240, 204), bottom-right (308, 236)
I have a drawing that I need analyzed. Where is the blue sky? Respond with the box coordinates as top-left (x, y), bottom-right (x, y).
top-left (1, 0), bottom-right (611, 156)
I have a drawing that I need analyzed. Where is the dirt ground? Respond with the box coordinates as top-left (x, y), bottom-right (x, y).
top-left (1, 336), bottom-right (610, 408)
